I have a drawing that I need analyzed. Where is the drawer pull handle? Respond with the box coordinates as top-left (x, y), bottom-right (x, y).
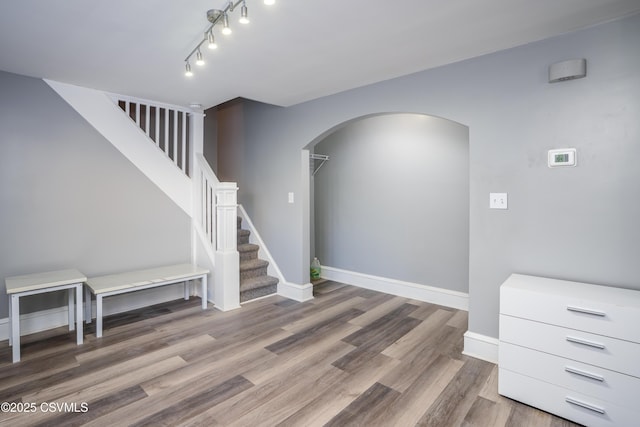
top-left (565, 396), bottom-right (606, 414)
top-left (566, 336), bottom-right (606, 350)
top-left (565, 366), bottom-right (605, 382)
top-left (566, 306), bottom-right (606, 317)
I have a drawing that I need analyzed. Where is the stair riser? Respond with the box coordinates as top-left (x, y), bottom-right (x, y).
top-left (238, 231), bottom-right (250, 245)
top-left (240, 250), bottom-right (258, 262)
top-left (240, 284), bottom-right (277, 303)
top-left (240, 275), bottom-right (279, 293)
top-left (241, 266), bottom-right (268, 280)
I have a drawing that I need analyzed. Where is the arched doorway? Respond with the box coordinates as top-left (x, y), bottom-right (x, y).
top-left (302, 113), bottom-right (469, 297)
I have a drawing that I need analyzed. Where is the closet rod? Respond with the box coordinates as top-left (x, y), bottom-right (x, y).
top-left (310, 153), bottom-right (329, 176)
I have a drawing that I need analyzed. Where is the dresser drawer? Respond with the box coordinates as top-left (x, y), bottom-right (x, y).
top-left (500, 274), bottom-right (640, 343)
top-left (499, 342), bottom-right (640, 408)
top-left (500, 315), bottom-right (640, 378)
top-left (499, 368), bottom-right (638, 427)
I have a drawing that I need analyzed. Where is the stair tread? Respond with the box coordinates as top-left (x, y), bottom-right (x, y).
top-left (240, 275), bottom-right (279, 292)
top-left (238, 243), bottom-right (260, 252)
top-left (240, 258), bottom-right (269, 271)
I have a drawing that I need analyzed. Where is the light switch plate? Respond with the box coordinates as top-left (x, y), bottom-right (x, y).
top-left (288, 192), bottom-right (294, 204)
top-left (490, 193), bottom-right (508, 209)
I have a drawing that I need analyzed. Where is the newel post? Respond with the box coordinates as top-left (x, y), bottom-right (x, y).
top-left (213, 182), bottom-right (241, 311)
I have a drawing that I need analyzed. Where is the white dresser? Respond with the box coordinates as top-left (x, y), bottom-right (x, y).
top-left (499, 274), bottom-right (640, 427)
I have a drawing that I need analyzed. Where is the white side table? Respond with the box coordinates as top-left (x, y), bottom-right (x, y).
top-left (5, 269), bottom-right (86, 363)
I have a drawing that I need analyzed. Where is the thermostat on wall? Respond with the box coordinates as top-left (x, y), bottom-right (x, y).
top-left (548, 148), bottom-right (577, 167)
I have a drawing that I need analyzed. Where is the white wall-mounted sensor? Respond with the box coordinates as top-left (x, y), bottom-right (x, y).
top-left (549, 59), bottom-right (587, 83)
top-left (548, 148), bottom-right (577, 167)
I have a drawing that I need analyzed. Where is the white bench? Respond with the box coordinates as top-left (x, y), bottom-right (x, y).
top-left (5, 269), bottom-right (86, 363)
top-left (84, 263), bottom-right (209, 338)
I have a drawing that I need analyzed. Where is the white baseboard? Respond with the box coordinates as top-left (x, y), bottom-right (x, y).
top-left (321, 266), bottom-right (469, 311)
top-left (0, 306), bottom-right (72, 342)
top-left (462, 331), bottom-right (499, 364)
top-left (0, 285), bottom-right (186, 341)
top-left (278, 281), bottom-right (314, 302)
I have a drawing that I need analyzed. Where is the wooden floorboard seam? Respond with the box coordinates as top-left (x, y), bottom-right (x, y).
top-left (0, 282), bottom-right (582, 427)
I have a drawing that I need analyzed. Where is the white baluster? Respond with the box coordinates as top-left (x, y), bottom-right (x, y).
top-left (181, 112), bottom-right (187, 173)
top-left (173, 110), bottom-right (178, 165)
top-left (155, 107), bottom-right (160, 146)
top-left (145, 104), bottom-right (150, 137)
top-left (164, 108), bottom-right (169, 156)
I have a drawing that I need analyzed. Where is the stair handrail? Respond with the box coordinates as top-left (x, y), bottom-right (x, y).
top-left (108, 93), bottom-right (192, 114)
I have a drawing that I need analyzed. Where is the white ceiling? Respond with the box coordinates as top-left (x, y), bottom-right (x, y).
top-left (1, 0), bottom-right (639, 109)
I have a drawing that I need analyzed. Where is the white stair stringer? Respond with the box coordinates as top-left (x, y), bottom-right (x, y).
top-left (44, 79), bottom-right (192, 216)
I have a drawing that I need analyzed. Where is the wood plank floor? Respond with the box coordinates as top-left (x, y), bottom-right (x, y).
top-left (0, 281), bottom-right (582, 426)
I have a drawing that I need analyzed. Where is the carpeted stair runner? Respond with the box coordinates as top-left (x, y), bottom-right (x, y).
top-left (238, 216), bottom-right (279, 302)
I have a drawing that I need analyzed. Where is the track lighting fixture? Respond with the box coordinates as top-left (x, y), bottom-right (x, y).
top-left (183, 1), bottom-right (275, 77)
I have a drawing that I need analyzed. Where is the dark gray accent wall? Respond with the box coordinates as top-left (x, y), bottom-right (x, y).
top-left (217, 101), bottom-right (245, 185)
top-left (0, 71), bottom-right (191, 318)
top-left (313, 114), bottom-right (469, 292)
top-left (226, 13), bottom-right (640, 339)
top-left (203, 107), bottom-right (218, 175)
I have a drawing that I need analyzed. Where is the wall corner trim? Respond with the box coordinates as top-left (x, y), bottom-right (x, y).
top-left (462, 331), bottom-right (499, 364)
top-left (321, 266), bottom-right (469, 311)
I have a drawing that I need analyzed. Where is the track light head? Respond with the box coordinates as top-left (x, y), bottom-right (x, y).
top-left (239, 3), bottom-right (250, 24)
top-left (222, 13), bottom-right (232, 35)
top-left (207, 31), bottom-right (218, 49)
top-left (196, 50), bottom-right (205, 66)
top-left (185, 62), bottom-right (193, 77)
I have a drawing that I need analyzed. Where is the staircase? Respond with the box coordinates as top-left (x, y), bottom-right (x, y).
top-left (49, 81), bottom-right (278, 309)
top-left (238, 216), bottom-right (279, 302)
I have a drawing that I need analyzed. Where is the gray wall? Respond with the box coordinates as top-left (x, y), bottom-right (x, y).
top-left (0, 71), bottom-right (192, 318)
top-left (213, 100), bottom-right (246, 185)
top-left (223, 13), bottom-right (640, 340)
top-left (313, 114), bottom-right (469, 292)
